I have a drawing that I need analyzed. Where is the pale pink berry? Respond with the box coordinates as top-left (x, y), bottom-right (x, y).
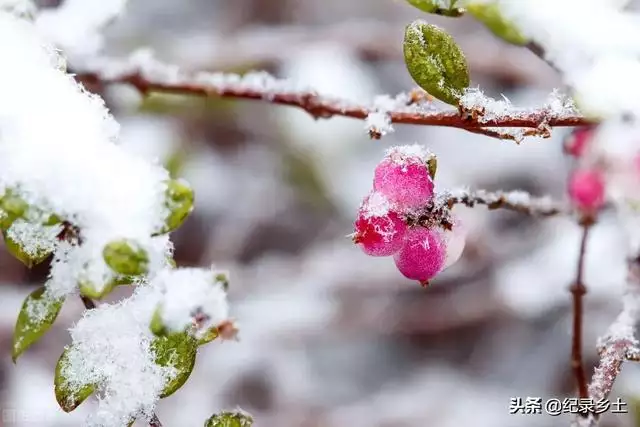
top-left (373, 147), bottom-right (434, 211)
top-left (353, 192), bottom-right (407, 257)
top-left (568, 168), bottom-right (605, 212)
top-left (393, 226), bottom-right (446, 285)
top-left (442, 219), bottom-right (466, 269)
top-left (563, 127), bottom-right (594, 158)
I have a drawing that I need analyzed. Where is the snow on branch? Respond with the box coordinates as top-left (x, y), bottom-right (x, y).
top-left (404, 188), bottom-right (567, 231)
top-left (576, 258), bottom-right (640, 427)
top-left (74, 50), bottom-right (593, 141)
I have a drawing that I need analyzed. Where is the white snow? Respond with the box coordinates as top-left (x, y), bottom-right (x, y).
top-left (0, 11), bottom-right (172, 296)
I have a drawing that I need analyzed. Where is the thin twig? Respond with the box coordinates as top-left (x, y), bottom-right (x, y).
top-left (149, 413), bottom-right (163, 427)
top-left (406, 189), bottom-right (568, 230)
top-left (577, 257), bottom-right (640, 426)
top-left (443, 189), bottom-right (566, 216)
top-left (571, 222), bottom-right (591, 402)
top-left (80, 295), bottom-right (96, 310)
top-left (73, 54), bottom-right (593, 141)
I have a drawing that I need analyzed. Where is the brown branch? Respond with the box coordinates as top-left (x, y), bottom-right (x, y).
top-left (407, 189), bottom-right (568, 229)
top-left (571, 222), bottom-right (591, 402)
top-left (73, 54), bottom-right (593, 141)
top-left (442, 189), bottom-right (566, 216)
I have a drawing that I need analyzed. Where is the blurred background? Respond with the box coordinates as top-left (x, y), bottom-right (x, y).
top-left (2, 0), bottom-right (640, 426)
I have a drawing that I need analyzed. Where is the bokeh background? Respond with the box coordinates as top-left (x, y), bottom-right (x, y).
top-left (2, 0), bottom-right (640, 426)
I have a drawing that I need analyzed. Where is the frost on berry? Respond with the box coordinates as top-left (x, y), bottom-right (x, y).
top-left (568, 168), bottom-right (605, 212)
top-left (393, 221), bottom-right (466, 286)
top-left (373, 145), bottom-right (435, 211)
top-left (564, 126), bottom-right (594, 158)
top-left (393, 226), bottom-right (446, 285)
top-left (353, 192), bottom-right (407, 257)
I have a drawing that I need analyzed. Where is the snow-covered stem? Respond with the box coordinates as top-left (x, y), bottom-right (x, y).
top-left (440, 188), bottom-right (564, 216)
top-left (579, 257), bottom-right (640, 426)
top-left (571, 221), bottom-right (591, 401)
top-left (74, 55), bottom-right (592, 140)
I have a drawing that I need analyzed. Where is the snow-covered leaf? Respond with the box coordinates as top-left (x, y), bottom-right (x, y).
top-left (12, 286), bottom-right (64, 362)
top-left (102, 238), bottom-right (149, 276)
top-left (79, 278), bottom-right (116, 300)
top-left (54, 348), bottom-right (96, 412)
top-left (152, 332), bottom-right (198, 398)
top-left (157, 179), bottom-right (194, 234)
top-left (403, 20), bottom-right (470, 105)
top-left (205, 410), bottom-right (254, 427)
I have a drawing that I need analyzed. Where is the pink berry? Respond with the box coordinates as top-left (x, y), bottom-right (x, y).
top-left (353, 192), bottom-right (407, 257)
top-left (393, 226), bottom-right (446, 285)
top-left (373, 147), bottom-right (434, 211)
top-left (442, 219), bottom-right (466, 269)
top-left (568, 168), bottom-right (605, 212)
top-left (564, 127), bottom-right (594, 158)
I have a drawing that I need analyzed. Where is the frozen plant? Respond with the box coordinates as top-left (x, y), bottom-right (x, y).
top-left (4, 0), bottom-right (640, 426)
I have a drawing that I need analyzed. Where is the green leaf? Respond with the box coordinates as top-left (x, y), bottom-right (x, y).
top-left (103, 239), bottom-right (149, 276)
top-left (149, 307), bottom-right (168, 336)
top-left (197, 327), bottom-right (219, 346)
top-left (2, 230), bottom-right (53, 268)
top-left (403, 20), bottom-right (470, 106)
top-left (12, 286), bottom-right (64, 362)
top-left (54, 348), bottom-right (95, 412)
top-left (405, 0), bottom-right (464, 17)
top-left (0, 190), bottom-right (28, 230)
top-left (156, 179), bottom-right (194, 234)
top-left (152, 332), bottom-right (198, 398)
top-left (466, 2), bottom-right (528, 45)
top-left (205, 410), bottom-right (254, 427)
top-left (79, 278), bottom-right (116, 300)
top-left (426, 155), bottom-right (437, 180)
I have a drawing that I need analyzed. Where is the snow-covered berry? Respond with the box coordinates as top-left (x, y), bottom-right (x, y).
top-left (353, 192), bottom-right (407, 257)
top-left (373, 145), bottom-right (435, 211)
top-left (568, 168), bottom-right (605, 212)
top-left (393, 226), bottom-right (446, 285)
top-left (393, 221), bottom-right (466, 286)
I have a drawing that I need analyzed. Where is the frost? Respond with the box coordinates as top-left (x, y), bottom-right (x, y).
top-left (459, 87), bottom-right (513, 122)
top-left (6, 220), bottom-right (62, 258)
top-left (385, 144), bottom-right (434, 164)
top-left (361, 192), bottom-right (392, 218)
top-left (364, 111), bottom-right (392, 137)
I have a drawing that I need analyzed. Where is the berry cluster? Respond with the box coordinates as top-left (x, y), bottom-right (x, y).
top-left (353, 145), bottom-right (465, 286)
